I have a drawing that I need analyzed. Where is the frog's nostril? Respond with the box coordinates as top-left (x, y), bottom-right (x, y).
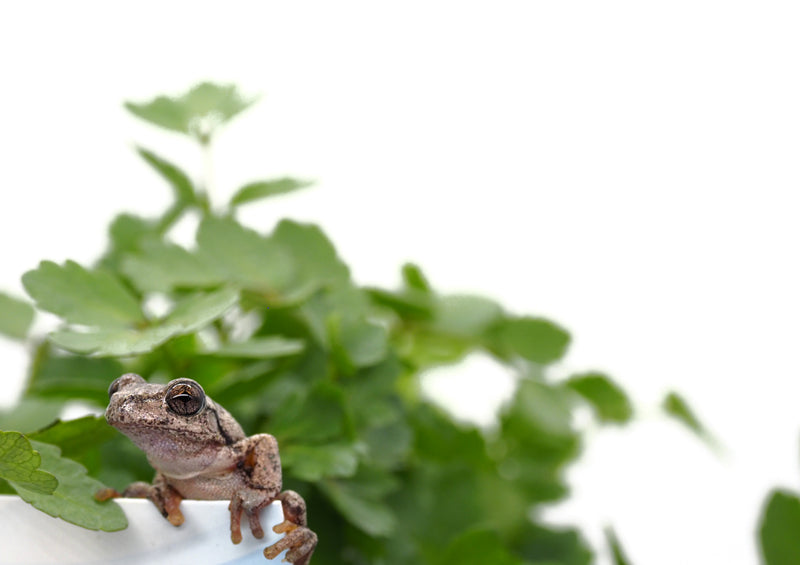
top-left (108, 373), bottom-right (145, 399)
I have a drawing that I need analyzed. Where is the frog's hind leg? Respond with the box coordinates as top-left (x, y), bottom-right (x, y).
top-left (123, 475), bottom-right (185, 526)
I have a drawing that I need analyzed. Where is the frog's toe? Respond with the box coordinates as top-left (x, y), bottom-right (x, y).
top-left (263, 526), bottom-right (317, 564)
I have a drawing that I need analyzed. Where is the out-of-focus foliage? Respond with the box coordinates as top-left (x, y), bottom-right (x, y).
top-left (0, 83), bottom-right (703, 561)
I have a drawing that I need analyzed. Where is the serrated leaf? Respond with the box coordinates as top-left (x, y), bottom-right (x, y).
top-left (565, 373), bottom-right (633, 424)
top-left (209, 336), bottom-right (305, 358)
top-left (280, 443), bottom-right (359, 482)
top-left (28, 416), bottom-right (117, 459)
top-left (136, 147), bottom-right (196, 203)
top-left (0, 431), bottom-right (57, 494)
top-left (605, 527), bottom-right (633, 565)
top-left (121, 239), bottom-right (222, 293)
top-left (495, 316), bottom-right (571, 364)
top-left (22, 260), bottom-right (144, 328)
top-left (0, 292), bottom-right (35, 339)
top-left (49, 287), bottom-right (238, 356)
top-left (197, 216), bottom-right (294, 292)
top-left (662, 391), bottom-right (708, 439)
top-left (125, 82), bottom-right (256, 138)
top-left (230, 178), bottom-right (313, 207)
top-left (438, 529), bottom-right (524, 565)
top-left (13, 441), bottom-right (127, 531)
top-left (759, 489), bottom-right (800, 565)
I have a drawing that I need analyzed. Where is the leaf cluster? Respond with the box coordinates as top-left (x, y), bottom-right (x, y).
top-left (0, 83), bottom-right (707, 562)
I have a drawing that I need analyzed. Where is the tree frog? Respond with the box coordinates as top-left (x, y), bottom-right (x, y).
top-left (98, 373), bottom-right (317, 564)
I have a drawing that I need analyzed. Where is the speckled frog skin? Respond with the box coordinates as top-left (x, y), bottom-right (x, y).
top-left (100, 373), bottom-right (317, 564)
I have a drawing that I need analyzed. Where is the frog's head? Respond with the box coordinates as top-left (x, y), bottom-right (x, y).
top-left (106, 374), bottom-right (245, 473)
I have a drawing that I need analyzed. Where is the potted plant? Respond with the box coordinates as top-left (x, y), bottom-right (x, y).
top-left (0, 83), bottom-right (705, 564)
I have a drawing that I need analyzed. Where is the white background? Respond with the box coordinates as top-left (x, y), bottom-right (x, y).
top-left (1, 2), bottom-right (799, 563)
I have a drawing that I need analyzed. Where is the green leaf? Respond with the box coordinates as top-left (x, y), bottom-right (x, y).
top-left (197, 216), bottom-right (294, 292)
top-left (0, 399), bottom-right (64, 434)
top-left (272, 220), bottom-right (350, 288)
top-left (49, 287), bottom-right (238, 356)
top-left (759, 489), bottom-right (800, 565)
top-left (495, 316), bottom-right (570, 364)
top-left (333, 319), bottom-right (389, 371)
top-left (268, 381), bottom-right (349, 444)
top-left (662, 392), bottom-right (709, 440)
top-left (517, 523), bottom-right (593, 565)
top-left (0, 431), bottom-right (57, 494)
top-left (230, 178), bottom-right (313, 207)
top-left (438, 530), bottom-right (523, 565)
top-left (280, 443), bottom-right (359, 482)
top-left (401, 263), bottom-right (432, 293)
top-left (209, 336), bottom-right (305, 358)
top-left (121, 239), bottom-right (222, 293)
top-left (28, 417), bottom-right (117, 459)
top-left (13, 441), bottom-right (127, 531)
top-left (22, 261), bottom-right (144, 328)
top-left (125, 82), bottom-right (256, 139)
top-left (565, 373), bottom-right (633, 424)
top-left (431, 294), bottom-right (502, 338)
top-left (0, 292), bottom-right (35, 339)
top-left (605, 527), bottom-right (633, 565)
top-left (136, 147), bottom-right (196, 203)
top-left (27, 353), bottom-right (121, 406)
top-left (319, 473), bottom-right (397, 537)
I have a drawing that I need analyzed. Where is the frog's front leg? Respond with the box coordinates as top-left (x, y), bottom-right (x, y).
top-left (230, 434), bottom-right (317, 564)
top-left (264, 490), bottom-right (317, 565)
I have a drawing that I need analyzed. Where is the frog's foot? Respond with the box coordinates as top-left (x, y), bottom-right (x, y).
top-left (263, 491), bottom-right (316, 564)
top-left (263, 523), bottom-right (317, 565)
top-left (229, 493), bottom-right (270, 544)
top-left (124, 481), bottom-right (185, 527)
top-left (94, 487), bottom-right (121, 501)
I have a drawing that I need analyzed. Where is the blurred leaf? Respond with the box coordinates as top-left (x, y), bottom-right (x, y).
top-left (272, 220), bottom-right (350, 288)
top-left (333, 319), bottom-right (389, 371)
top-left (401, 263), bottom-right (432, 293)
top-left (320, 471), bottom-right (397, 537)
top-left (494, 316), bottom-right (570, 364)
top-left (197, 216), bottom-right (294, 292)
top-left (22, 261), bottom-right (144, 328)
top-left (431, 294), bottom-right (502, 338)
top-left (517, 523), bottom-right (593, 565)
top-left (125, 82), bottom-right (256, 138)
top-left (367, 287), bottom-right (434, 320)
top-left (99, 214), bottom-right (157, 271)
top-left (49, 287), bottom-right (238, 356)
top-left (28, 417), bottom-right (117, 459)
top-left (438, 529), bottom-right (524, 565)
top-left (412, 403), bottom-right (492, 469)
top-left (0, 399), bottom-right (65, 433)
top-left (13, 441), bottom-right (127, 531)
top-left (605, 527), bottom-right (633, 565)
top-left (565, 373), bottom-right (633, 424)
top-left (121, 239), bottom-right (222, 293)
top-left (268, 381), bottom-right (350, 444)
top-left (662, 392), bottom-right (709, 440)
top-left (0, 432), bottom-right (57, 495)
top-left (28, 353), bottom-right (123, 406)
top-left (759, 489), bottom-right (800, 565)
top-left (230, 178), bottom-right (313, 207)
top-left (0, 292), bottom-right (35, 340)
top-left (209, 336), bottom-right (305, 358)
top-left (281, 443), bottom-right (359, 482)
top-left (136, 147), bottom-right (195, 203)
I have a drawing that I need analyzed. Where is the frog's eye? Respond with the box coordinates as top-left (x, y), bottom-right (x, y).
top-left (165, 380), bottom-right (206, 416)
top-left (108, 373), bottom-right (145, 399)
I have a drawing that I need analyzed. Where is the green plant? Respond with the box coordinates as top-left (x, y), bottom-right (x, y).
top-left (0, 83), bottom-right (703, 563)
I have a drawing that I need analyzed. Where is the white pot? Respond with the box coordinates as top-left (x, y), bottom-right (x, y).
top-left (0, 495), bottom-right (287, 564)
